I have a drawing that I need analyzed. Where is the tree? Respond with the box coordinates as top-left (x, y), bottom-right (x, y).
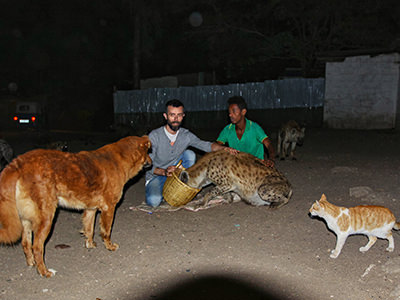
top-left (180, 0), bottom-right (400, 79)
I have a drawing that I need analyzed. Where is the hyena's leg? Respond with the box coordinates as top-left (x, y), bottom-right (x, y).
top-left (21, 220), bottom-right (35, 266)
top-left (258, 183), bottom-right (292, 209)
top-left (99, 203), bottom-right (119, 251)
top-left (289, 142), bottom-right (297, 160)
top-left (359, 235), bottom-right (377, 252)
top-left (286, 141), bottom-right (292, 157)
top-left (282, 141), bottom-right (290, 159)
top-left (81, 209), bottom-right (97, 249)
top-left (201, 185), bottom-right (232, 207)
top-left (331, 233), bottom-right (347, 258)
top-left (225, 192), bottom-right (237, 203)
top-left (270, 188), bottom-right (292, 209)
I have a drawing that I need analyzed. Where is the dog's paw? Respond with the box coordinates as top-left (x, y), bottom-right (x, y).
top-left (104, 241), bottom-right (119, 251)
top-left (25, 256), bottom-right (35, 266)
top-left (40, 268), bottom-right (57, 278)
top-left (85, 240), bottom-right (97, 249)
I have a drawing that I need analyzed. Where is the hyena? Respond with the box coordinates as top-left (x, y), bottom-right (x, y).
top-left (45, 141), bottom-right (69, 152)
top-left (0, 139), bottom-right (13, 172)
top-left (180, 150), bottom-right (292, 209)
top-left (277, 120), bottom-right (305, 160)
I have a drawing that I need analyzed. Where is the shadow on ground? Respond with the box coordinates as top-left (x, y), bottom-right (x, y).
top-left (123, 274), bottom-right (301, 300)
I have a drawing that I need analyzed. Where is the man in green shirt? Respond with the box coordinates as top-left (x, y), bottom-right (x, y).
top-left (216, 96), bottom-right (275, 167)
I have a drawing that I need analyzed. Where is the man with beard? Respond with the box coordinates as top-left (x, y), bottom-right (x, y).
top-left (216, 96), bottom-right (275, 167)
top-left (145, 99), bottom-right (236, 207)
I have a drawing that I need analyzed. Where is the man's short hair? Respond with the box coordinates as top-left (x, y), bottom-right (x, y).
top-left (228, 96), bottom-right (247, 111)
top-left (165, 99), bottom-right (184, 111)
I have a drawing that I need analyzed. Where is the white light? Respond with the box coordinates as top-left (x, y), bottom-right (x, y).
top-left (189, 12), bottom-right (203, 27)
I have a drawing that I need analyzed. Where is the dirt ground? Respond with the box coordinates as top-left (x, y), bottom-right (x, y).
top-left (1, 127), bottom-right (400, 300)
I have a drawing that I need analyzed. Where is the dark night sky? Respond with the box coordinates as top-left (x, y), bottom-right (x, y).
top-left (1, 0), bottom-right (399, 130)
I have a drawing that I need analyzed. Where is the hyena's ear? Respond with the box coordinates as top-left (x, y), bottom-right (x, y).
top-left (301, 127), bottom-right (305, 134)
top-left (180, 170), bottom-right (189, 184)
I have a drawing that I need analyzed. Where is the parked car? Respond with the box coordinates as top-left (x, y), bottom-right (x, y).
top-left (13, 101), bottom-right (42, 129)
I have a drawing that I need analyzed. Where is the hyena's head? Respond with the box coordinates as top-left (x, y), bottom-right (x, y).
top-left (49, 141), bottom-right (69, 152)
top-left (293, 127), bottom-right (305, 146)
top-left (179, 169), bottom-right (207, 189)
top-left (180, 170), bottom-right (190, 184)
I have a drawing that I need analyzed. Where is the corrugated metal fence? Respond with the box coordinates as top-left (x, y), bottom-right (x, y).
top-left (113, 78), bottom-right (325, 113)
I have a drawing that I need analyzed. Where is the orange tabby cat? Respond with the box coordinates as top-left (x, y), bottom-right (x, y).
top-left (309, 194), bottom-right (400, 258)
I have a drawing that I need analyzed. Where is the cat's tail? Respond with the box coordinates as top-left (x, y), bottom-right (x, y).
top-left (393, 222), bottom-right (400, 231)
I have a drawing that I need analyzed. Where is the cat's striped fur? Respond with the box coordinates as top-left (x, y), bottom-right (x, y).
top-left (310, 194), bottom-right (400, 258)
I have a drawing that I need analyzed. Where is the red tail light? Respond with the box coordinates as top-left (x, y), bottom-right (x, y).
top-left (13, 116), bottom-right (18, 121)
top-left (31, 116), bottom-right (36, 122)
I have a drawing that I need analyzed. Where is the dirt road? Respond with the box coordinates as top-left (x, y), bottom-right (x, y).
top-left (1, 128), bottom-right (399, 300)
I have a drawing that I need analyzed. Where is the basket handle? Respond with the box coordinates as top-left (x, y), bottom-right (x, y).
top-left (175, 160), bottom-right (182, 168)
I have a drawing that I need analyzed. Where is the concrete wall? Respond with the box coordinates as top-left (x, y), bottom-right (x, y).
top-left (324, 53), bottom-right (400, 129)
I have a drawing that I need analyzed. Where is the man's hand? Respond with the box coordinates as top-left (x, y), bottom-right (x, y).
top-left (166, 165), bottom-right (177, 176)
top-left (263, 159), bottom-right (275, 168)
top-left (223, 147), bottom-right (239, 155)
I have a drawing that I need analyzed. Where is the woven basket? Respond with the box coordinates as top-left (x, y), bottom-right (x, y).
top-left (162, 161), bottom-right (201, 207)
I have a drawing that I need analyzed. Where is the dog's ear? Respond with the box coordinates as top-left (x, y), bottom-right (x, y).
top-left (140, 136), bottom-right (151, 149)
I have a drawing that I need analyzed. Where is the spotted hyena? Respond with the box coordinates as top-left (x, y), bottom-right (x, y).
top-left (180, 150), bottom-right (292, 209)
top-left (277, 120), bottom-right (305, 160)
top-left (45, 141), bottom-right (69, 152)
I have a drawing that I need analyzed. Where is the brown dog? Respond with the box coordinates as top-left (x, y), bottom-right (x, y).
top-left (0, 135), bottom-right (151, 277)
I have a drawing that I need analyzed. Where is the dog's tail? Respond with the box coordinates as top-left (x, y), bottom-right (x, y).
top-left (0, 165), bottom-right (23, 244)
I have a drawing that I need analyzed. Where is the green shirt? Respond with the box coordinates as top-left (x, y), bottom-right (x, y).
top-left (217, 118), bottom-right (268, 159)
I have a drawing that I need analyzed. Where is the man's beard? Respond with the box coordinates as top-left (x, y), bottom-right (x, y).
top-left (167, 120), bottom-right (181, 132)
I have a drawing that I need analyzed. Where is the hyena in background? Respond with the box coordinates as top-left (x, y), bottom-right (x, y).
top-left (277, 120), bottom-right (305, 160)
top-left (45, 141), bottom-right (69, 152)
top-left (0, 139), bottom-right (13, 172)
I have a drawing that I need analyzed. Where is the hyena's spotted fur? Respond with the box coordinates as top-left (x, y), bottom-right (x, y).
top-left (277, 120), bottom-right (305, 160)
top-left (180, 150), bottom-right (292, 209)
